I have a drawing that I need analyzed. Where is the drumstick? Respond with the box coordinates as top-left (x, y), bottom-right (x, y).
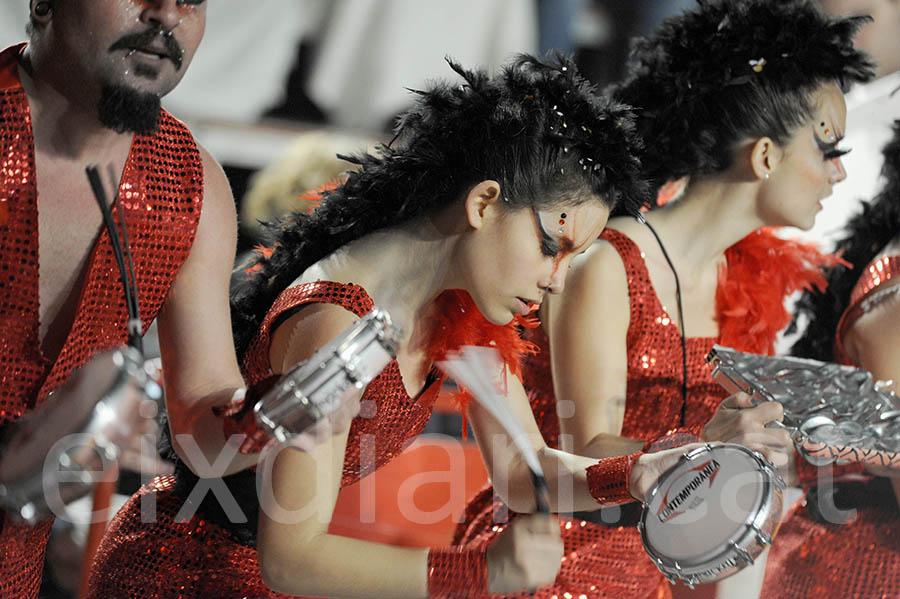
top-left (437, 345), bottom-right (551, 513)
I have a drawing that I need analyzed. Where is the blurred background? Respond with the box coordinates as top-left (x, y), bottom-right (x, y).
top-left (0, 0), bottom-right (694, 255)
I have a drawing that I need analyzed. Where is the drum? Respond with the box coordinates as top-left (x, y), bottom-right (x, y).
top-left (639, 443), bottom-right (785, 587)
top-left (0, 347), bottom-right (160, 524)
top-left (255, 306), bottom-right (401, 445)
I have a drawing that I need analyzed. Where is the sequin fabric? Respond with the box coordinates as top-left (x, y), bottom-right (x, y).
top-left (763, 254), bottom-right (900, 599)
top-left (586, 453), bottom-right (639, 505)
top-left (429, 545), bottom-right (489, 598)
top-left (453, 229), bottom-right (724, 599)
top-left (835, 253), bottom-right (900, 363)
top-left (89, 282), bottom-right (448, 598)
top-left (0, 43), bottom-right (203, 599)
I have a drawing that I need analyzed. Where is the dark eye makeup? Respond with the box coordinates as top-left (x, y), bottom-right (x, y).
top-left (531, 210), bottom-right (562, 257)
top-left (814, 129), bottom-right (850, 162)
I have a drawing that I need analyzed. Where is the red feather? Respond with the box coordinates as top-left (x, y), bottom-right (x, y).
top-left (426, 290), bottom-right (539, 437)
top-left (716, 228), bottom-right (848, 355)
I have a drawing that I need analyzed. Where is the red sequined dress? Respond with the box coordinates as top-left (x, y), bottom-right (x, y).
top-left (452, 226), bottom-right (844, 599)
top-left (761, 253), bottom-right (900, 599)
top-left (89, 283), bottom-right (564, 598)
top-left (453, 229), bottom-right (725, 599)
top-left (0, 43), bottom-right (203, 599)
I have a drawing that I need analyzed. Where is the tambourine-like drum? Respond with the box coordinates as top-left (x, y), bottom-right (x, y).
top-left (639, 443), bottom-right (785, 587)
top-left (707, 344), bottom-right (900, 470)
top-left (0, 347), bottom-right (160, 524)
top-left (255, 306), bottom-right (401, 445)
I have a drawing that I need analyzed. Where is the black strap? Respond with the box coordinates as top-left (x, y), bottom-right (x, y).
top-left (642, 219), bottom-right (689, 427)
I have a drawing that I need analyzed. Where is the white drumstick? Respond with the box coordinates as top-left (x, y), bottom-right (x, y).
top-left (437, 345), bottom-right (551, 512)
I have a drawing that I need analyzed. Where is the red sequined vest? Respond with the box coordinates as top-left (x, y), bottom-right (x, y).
top-left (0, 43), bottom-right (204, 424)
top-left (0, 42), bottom-right (203, 598)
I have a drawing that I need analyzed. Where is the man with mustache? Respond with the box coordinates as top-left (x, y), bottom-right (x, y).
top-left (0, 2), bottom-right (255, 597)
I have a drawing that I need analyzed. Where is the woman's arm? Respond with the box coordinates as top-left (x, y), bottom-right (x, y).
top-left (257, 301), bottom-right (563, 598)
top-left (466, 365), bottom-right (696, 514)
top-left (545, 238), bottom-right (638, 457)
top-left (544, 238), bottom-right (790, 465)
top-left (842, 287), bottom-right (900, 506)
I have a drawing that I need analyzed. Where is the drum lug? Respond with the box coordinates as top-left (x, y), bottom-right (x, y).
top-left (684, 575), bottom-right (698, 590)
top-left (751, 523), bottom-right (772, 547)
top-left (759, 461), bottom-right (787, 491)
top-left (673, 560), bottom-right (687, 585)
top-left (729, 540), bottom-right (755, 566)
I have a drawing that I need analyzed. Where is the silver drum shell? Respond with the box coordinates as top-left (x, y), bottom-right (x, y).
top-left (0, 347), bottom-right (158, 524)
top-left (255, 306), bottom-right (400, 445)
top-left (638, 443), bottom-right (785, 588)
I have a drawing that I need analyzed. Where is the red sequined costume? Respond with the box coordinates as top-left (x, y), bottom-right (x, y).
top-left (452, 227), bottom-right (844, 599)
top-left (761, 253), bottom-right (900, 599)
top-left (89, 284), bottom-right (591, 598)
top-left (0, 43), bottom-right (203, 599)
top-left (454, 229), bottom-right (724, 599)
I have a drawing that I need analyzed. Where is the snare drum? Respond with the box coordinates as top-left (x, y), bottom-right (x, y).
top-left (0, 346), bottom-right (160, 524)
top-left (639, 443), bottom-right (785, 587)
top-left (255, 306), bottom-right (401, 445)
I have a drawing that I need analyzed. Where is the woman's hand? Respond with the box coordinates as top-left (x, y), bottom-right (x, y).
top-left (485, 513), bottom-right (564, 593)
top-left (701, 392), bottom-right (793, 467)
top-left (628, 444), bottom-right (705, 502)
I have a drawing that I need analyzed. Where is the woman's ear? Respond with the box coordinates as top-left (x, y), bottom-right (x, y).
top-left (750, 136), bottom-right (784, 181)
top-left (464, 180), bottom-right (502, 229)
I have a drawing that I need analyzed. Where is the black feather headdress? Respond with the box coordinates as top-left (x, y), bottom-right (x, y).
top-left (231, 54), bottom-right (647, 356)
top-left (610, 0), bottom-right (875, 199)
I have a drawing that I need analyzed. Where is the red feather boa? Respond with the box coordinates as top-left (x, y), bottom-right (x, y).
top-left (426, 290), bottom-right (539, 436)
top-left (716, 228), bottom-right (848, 355)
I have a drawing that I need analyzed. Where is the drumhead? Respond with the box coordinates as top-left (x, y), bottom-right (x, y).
top-left (640, 444), bottom-right (775, 572)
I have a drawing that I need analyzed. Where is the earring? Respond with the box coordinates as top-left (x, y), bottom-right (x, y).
top-left (33, 1), bottom-right (51, 17)
top-left (764, 172), bottom-right (770, 180)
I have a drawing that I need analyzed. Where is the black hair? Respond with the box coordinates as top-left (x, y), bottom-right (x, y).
top-left (609, 0), bottom-right (874, 202)
top-left (792, 121), bottom-right (900, 360)
top-left (97, 84), bottom-right (161, 134)
top-left (231, 53), bottom-right (647, 357)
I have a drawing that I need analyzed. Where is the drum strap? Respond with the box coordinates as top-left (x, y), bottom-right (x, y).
top-left (570, 501), bottom-right (642, 527)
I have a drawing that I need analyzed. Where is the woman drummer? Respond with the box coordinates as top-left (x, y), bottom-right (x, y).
top-left (760, 121), bottom-right (900, 599)
top-left (88, 54), bottom-right (694, 599)
top-left (452, 2), bottom-right (874, 598)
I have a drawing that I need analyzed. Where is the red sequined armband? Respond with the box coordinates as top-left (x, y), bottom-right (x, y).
top-left (427, 545), bottom-right (489, 598)
top-left (586, 453), bottom-right (641, 506)
top-left (642, 424), bottom-right (704, 452)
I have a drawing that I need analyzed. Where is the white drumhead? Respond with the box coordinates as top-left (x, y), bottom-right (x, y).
top-left (642, 445), bottom-right (767, 564)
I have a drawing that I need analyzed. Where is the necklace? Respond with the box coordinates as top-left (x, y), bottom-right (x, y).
top-left (641, 218), bottom-right (688, 426)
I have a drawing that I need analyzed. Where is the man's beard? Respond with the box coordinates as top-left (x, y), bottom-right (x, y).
top-left (97, 84), bottom-right (161, 135)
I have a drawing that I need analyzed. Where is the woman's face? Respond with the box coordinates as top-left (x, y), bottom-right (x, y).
top-left (461, 198), bottom-right (609, 325)
top-left (758, 82), bottom-right (849, 230)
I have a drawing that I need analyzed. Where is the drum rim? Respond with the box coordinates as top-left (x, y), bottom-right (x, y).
top-left (639, 443), bottom-right (782, 581)
top-left (257, 307), bottom-right (400, 442)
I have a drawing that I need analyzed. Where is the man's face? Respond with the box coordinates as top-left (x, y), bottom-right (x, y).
top-left (51, 0), bottom-right (207, 99)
